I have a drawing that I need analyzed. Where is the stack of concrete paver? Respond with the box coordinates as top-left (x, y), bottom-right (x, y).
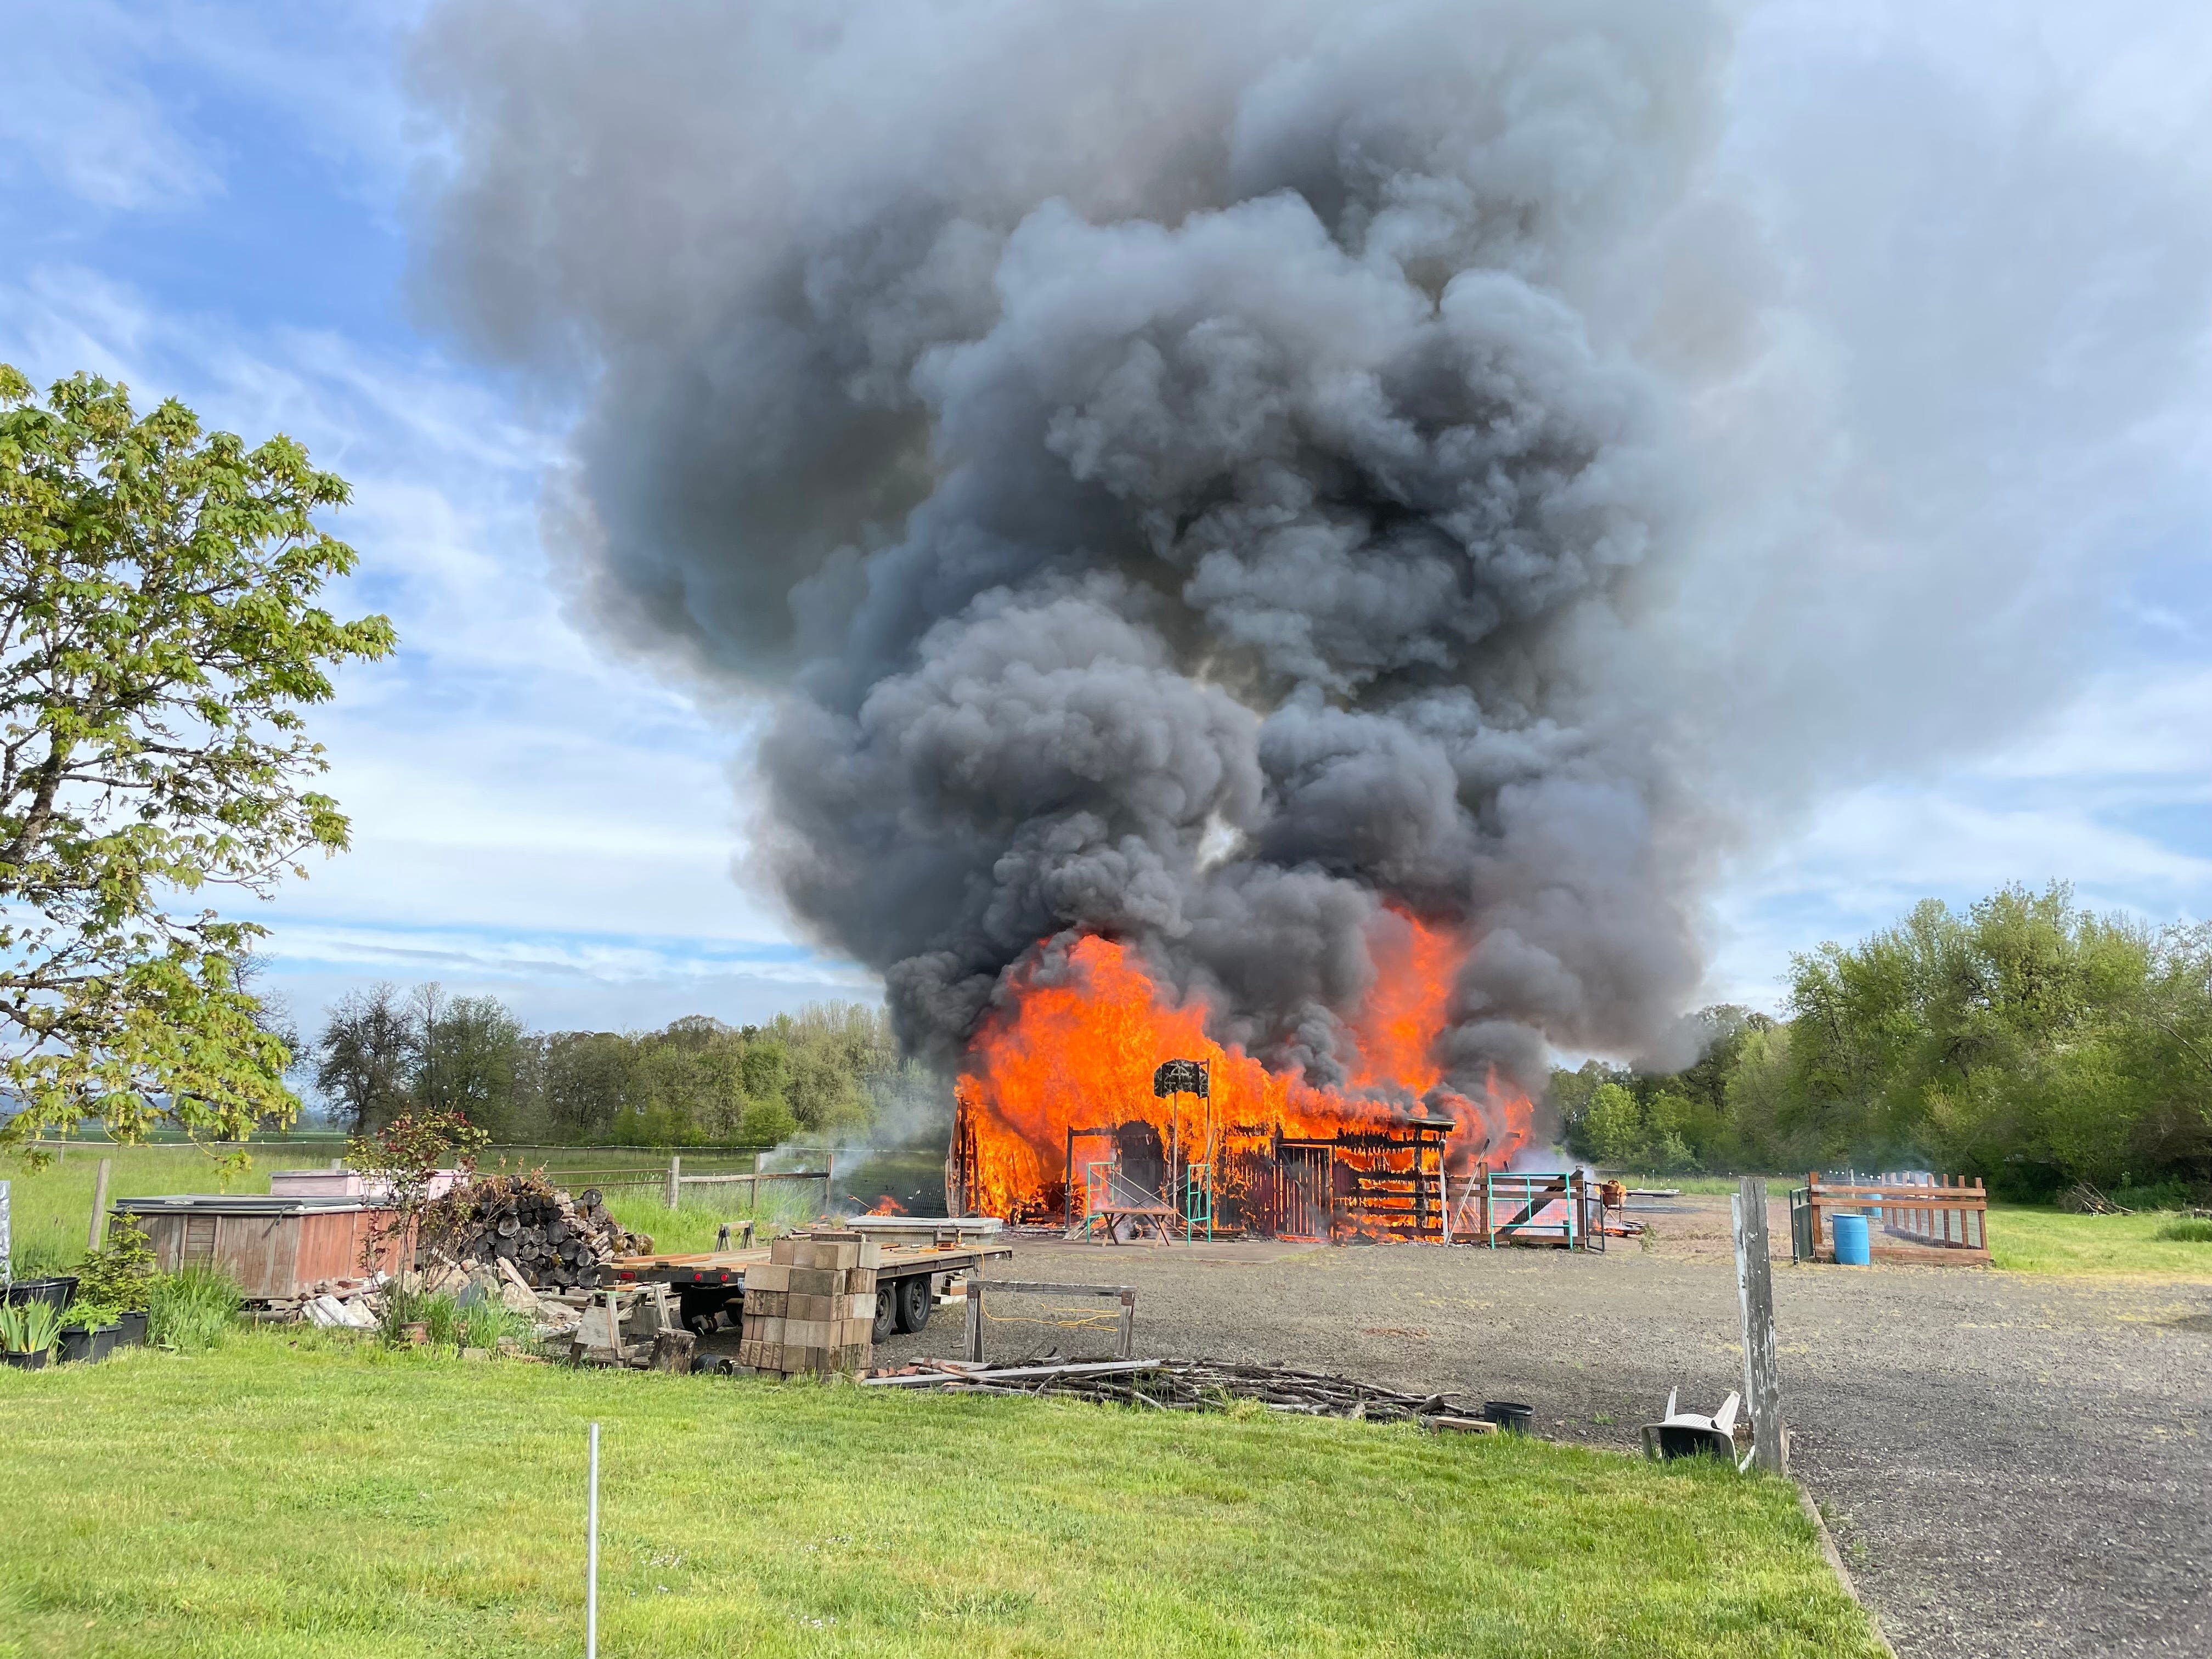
top-left (738, 1230), bottom-right (879, 1374)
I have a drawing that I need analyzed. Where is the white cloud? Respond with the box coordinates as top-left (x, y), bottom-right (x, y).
top-left (1977, 666), bottom-right (2212, 784)
top-left (0, 7), bottom-right (219, 210)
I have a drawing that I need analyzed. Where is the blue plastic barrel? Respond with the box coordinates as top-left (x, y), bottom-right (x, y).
top-left (1832, 1212), bottom-right (1871, 1266)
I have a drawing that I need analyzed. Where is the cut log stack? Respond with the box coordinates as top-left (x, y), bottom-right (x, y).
top-left (739, 1229), bottom-right (879, 1374)
top-left (419, 1174), bottom-right (652, 1291)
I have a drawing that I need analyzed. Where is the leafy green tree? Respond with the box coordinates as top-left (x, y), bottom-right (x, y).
top-left (1721, 1022), bottom-right (1797, 1168)
top-left (1580, 1081), bottom-right (1644, 1165)
top-left (313, 982), bottom-right (414, 1135)
top-left (1565, 888), bottom-right (2207, 1195)
top-left (1775, 883), bottom-right (2210, 1194)
top-left (531, 1030), bottom-right (636, 1138)
top-left (411, 986), bottom-right (527, 1136)
top-left (0, 368), bottom-right (392, 1145)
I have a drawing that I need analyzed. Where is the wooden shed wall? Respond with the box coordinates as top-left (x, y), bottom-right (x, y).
top-left (134, 1209), bottom-right (413, 1299)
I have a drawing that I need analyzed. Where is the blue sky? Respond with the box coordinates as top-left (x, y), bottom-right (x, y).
top-left (2, 2), bottom-right (2205, 1049)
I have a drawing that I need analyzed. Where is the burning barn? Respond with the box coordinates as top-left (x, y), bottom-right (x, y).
top-left (944, 930), bottom-right (1528, 1243)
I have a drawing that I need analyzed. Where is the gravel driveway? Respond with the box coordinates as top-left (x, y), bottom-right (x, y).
top-left (867, 1199), bottom-right (2212, 1658)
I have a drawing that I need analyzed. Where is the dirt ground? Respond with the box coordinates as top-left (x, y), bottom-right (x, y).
top-left (861, 1195), bottom-right (2212, 1659)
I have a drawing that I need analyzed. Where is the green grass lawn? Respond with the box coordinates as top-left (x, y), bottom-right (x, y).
top-left (1988, 1205), bottom-right (2212, 1278)
top-left (0, 1334), bottom-right (1882, 1659)
top-left (602, 1187), bottom-right (816, 1254)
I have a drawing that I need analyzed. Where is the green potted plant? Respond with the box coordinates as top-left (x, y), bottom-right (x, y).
top-left (74, 1218), bottom-right (156, 1347)
top-left (58, 1301), bottom-right (121, 1363)
top-left (0, 1300), bottom-right (63, 1369)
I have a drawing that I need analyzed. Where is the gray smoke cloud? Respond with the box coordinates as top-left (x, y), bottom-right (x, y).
top-left (404, 0), bottom-right (2210, 1120)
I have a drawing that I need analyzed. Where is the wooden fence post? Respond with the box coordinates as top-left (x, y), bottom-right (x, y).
top-left (964, 1272), bottom-right (984, 1363)
top-left (1118, 1290), bottom-right (1135, 1359)
top-left (1733, 1176), bottom-right (1787, 1473)
top-left (665, 1155), bottom-right (681, 1210)
top-left (88, 1156), bottom-right (113, 1250)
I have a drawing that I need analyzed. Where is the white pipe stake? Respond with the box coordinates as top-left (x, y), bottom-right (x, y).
top-left (586, 1422), bottom-right (601, 1658)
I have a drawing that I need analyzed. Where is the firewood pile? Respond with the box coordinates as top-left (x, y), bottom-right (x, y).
top-left (739, 1229), bottom-right (880, 1374)
top-left (419, 1174), bottom-right (653, 1289)
top-left (864, 1356), bottom-right (1497, 1428)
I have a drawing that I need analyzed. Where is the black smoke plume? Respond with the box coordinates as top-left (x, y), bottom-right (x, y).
top-left (409, 0), bottom-right (1774, 1130)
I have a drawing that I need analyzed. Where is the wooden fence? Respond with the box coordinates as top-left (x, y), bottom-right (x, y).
top-left (662, 1153), bottom-right (834, 1210)
top-left (1791, 1172), bottom-right (1990, 1266)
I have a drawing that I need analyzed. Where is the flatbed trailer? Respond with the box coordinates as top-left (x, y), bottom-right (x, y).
top-left (607, 1240), bottom-right (1013, 1342)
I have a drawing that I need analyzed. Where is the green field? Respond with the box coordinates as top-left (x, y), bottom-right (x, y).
top-left (0, 1334), bottom-right (1881, 1659)
top-left (1988, 1205), bottom-right (2212, 1277)
top-left (1610, 1173), bottom-right (1750, 1194)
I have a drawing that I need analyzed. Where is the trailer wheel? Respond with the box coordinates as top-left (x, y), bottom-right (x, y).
top-left (894, 1274), bottom-right (934, 1334)
top-left (871, 1284), bottom-right (898, 1342)
top-left (679, 1290), bottom-right (730, 1336)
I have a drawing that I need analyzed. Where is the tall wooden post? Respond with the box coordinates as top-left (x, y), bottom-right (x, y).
top-left (964, 1272), bottom-right (984, 1363)
top-left (1733, 1176), bottom-right (1787, 1472)
top-left (665, 1155), bottom-right (681, 1210)
top-left (88, 1156), bottom-right (113, 1250)
top-left (1117, 1290), bottom-right (1135, 1358)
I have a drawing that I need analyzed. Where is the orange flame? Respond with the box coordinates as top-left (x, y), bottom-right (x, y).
top-left (864, 1194), bottom-right (910, 1216)
top-left (954, 913), bottom-right (1532, 1225)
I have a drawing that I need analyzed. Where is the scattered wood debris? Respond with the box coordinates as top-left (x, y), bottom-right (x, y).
top-left (862, 1356), bottom-right (1498, 1428)
top-left (2061, 1181), bottom-right (2132, 1216)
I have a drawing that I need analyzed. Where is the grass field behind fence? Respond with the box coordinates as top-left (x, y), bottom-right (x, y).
top-left (0, 1333), bottom-right (1884, 1659)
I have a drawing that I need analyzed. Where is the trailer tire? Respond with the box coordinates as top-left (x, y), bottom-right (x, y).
top-left (894, 1274), bottom-right (934, 1334)
top-left (680, 1289), bottom-right (732, 1336)
top-left (872, 1284), bottom-right (898, 1342)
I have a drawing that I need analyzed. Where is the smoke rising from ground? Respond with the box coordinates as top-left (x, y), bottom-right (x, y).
top-left (408, 1), bottom-right (2212, 1122)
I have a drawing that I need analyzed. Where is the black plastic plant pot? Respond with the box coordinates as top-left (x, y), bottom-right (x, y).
top-left (3, 1278), bottom-right (77, 1313)
top-left (1, 1348), bottom-right (53, 1370)
top-left (90, 1324), bottom-right (121, 1361)
top-left (1481, 1401), bottom-right (1535, 1434)
top-left (58, 1327), bottom-right (100, 1364)
top-left (114, 1311), bottom-right (148, 1347)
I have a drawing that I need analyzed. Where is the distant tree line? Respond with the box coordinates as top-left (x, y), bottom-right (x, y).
top-left (1555, 884), bottom-right (2212, 1200)
top-left (312, 984), bottom-right (915, 1147)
